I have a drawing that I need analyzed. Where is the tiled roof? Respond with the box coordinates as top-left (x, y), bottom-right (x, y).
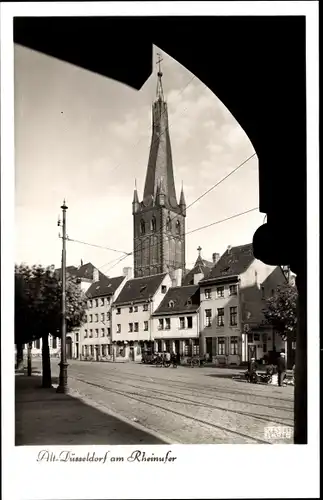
top-left (56, 262), bottom-right (106, 282)
top-left (86, 275), bottom-right (125, 298)
top-left (114, 273), bottom-right (167, 305)
top-left (200, 243), bottom-right (254, 282)
top-left (182, 255), bottom-right (213, 286)
top-left (153, 285), bottom-right (200, 316)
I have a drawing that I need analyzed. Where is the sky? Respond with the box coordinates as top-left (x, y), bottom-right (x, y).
top-left (15, 44), bottom-right (264, 277)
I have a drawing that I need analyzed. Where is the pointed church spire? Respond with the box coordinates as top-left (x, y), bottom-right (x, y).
top-left (132, 179), bottom-right (140, 214)
top-left (142, 52), bottom-right (178, 210)
top-left (179, 181), bottom-right (186, 215)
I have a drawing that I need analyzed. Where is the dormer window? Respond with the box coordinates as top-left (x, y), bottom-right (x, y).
top-left (166, 217), bottom-right (171, 231)
top-left (151, 216), bottom-right (156, 232)
top-left (168, 300), bottom-right (175, 308)
top-left (176, 220), bottom-right (180, 235)
top-left (140, 220), bottom-right (146, 235)
top-left (186, 299), bottom-right (192, 306)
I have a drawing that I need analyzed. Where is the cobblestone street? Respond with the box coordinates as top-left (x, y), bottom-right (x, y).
top-left (38, 359), bottom-right (294, 444)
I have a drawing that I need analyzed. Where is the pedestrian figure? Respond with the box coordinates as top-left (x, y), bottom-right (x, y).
top-left (277, 352), bottom-right (287, 386)
top-left (248, 357), bottom-right (257, 382)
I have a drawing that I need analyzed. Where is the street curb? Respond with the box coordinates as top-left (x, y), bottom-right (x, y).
top-left (52, 382), bottom-right (180, 446)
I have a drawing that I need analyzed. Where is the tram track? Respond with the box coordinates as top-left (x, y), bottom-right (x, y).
top-left (70, 374), bottom-right (281, 444)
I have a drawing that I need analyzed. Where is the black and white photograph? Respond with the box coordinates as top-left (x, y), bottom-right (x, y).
top-left (1, 2), bottom-right (319, 500)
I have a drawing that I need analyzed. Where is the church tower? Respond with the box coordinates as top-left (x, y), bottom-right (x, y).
top-left (133, 54), bottom-right (186, 279)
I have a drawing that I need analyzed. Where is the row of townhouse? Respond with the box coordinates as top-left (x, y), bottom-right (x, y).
top-left (23, 244), bottom-right (292, 367)
top-left (73, 243), bottom-right (289, 366)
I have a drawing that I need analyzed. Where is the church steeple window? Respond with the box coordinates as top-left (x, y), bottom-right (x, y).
top-left (176, 220), bottom-right (181, 235)
top-left (166, 216), bottom-right (171, 231)
top-left (151, 216), bottom-right (156, 232)
top-left (140, 220), bottom-right (146, 235)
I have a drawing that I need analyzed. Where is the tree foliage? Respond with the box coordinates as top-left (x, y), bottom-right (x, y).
top-left (262, 283), bottom-right (298, 339)
top-left (15, 263), bottom-right (87, 343)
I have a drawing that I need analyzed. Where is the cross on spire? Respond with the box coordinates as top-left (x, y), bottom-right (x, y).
top-left (156, 52), bottom-right (164, 101)
top-left (197, 246), bottom-right (202, 257)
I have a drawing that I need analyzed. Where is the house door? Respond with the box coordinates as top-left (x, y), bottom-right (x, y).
top-left (129, 347), bottom-right (135, 361)
top-left (75, 343), bottom-right (79, 359)
top-left (248, 345), bottom-right (257, 361)
top-left (174, 340), bottom-right (180, 355)
top-left (206, 337), bottom-right (212, 361)
top-left (66, 337), bottom-right (72, 359)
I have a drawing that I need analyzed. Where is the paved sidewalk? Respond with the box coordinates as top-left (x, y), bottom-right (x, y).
top-left (15, 374), bottom-right (165, 445)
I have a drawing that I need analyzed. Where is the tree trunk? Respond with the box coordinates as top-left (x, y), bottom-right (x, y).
top-left (41, 334), bottom-right (52, 388)
top-left (27, 342), bottom-right (32, 376)
top-left (16, 343), bottom-right (24, 370)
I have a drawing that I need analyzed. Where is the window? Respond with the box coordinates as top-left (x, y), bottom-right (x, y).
top-left (229, 285), bottom-right (237, 296)
top-left (184, 342), bottom-right (190, 356)
top-left (254, 333), bottom-right (260, 341)
top-left (144, 321), bottom-right (149, 331)
top-left (89, 329), bottom-right (93, 338)
top-left (87, 300), bottom-right (92, 308)
top-left (158, 319), bottom-right (164, 330)
top-left (85, 315), bottom-right (88, 323)
top-left (176, 220), bottom-right (180, 235)
top-left (161, 285), bottom-right (167, 294)
top-left (95, 314), bottom-right (99, 322)
top-left (218, 337), bottom-right (225, 355)
top-left (107, 312), bottom-right (111, 321)
top-left (100, 298), bottom-right (105, 306)
top-left (95, 329), bottom-right (99, 338)
top-left (205, 288), bottom-right (211, 299)
top-left (129, 323), bottom-right (133, 332)
top-left (193, 342), bottom-right (200, 356)
top-left (117, 324), bottom-right (121, 334)
top-left (151, 216), bottom-right (156, 232)
top-left (166, 217), bottom-right (171, 231)
top-left (165, 318), bottom-right (171, 330)
top-left (217, 308), bottom-right (224, 327)
top-left (205, 309), bottom-right (212, 327)
top-left (140, 220), bottom-right (146, 234)
top-left (89, 314), bottom-right (93, 323)
top-left (143, 304), bottom-right (148, 311)
top-left (292, 341), bottom-right (296, 350)
top-left (187, 317), bottom-right (193, 329)
top-left (75, 333), bottom-right (79, 342)
top-left (129, 306), bottom-right (133, 313)
top-left (179, 317), bottom-right (185, 329)
top-left (95, 299), bottom-right (99, 308)
top-left (52, 336), bottom-right (57, 349)
top-left (230, 336), bottom-right (238, 355)
top-left (230, 307), bottom-right (238, 326)
top-left (107, 328), bottom-right (111, 336)
top-left (134, 305), bottom-right (138, 312)
top-left (134, 322), bottom-right (139, 332)
top-left (263, 343), bottom-right (267, 353)
top-left (84, 329), bottom-right (88, 338)
top-left (90, 345), bottom-right (94, 356)
top-left (101, 328), bottom-right (105, 337)
top-left (107, 296), bottom-right (111, 305)
top-left (101, 313), bottom-right (105, 322)
top-left (217, 287), bottom-right (224, 298)
top-left (186, 299), bottom-right (192, 306)
top-left (168, 300), bottom-right (174, 308)
top-left (116, 308), bottom-right (121, 315)
top-left (247, 333), bottom-right (253, 343)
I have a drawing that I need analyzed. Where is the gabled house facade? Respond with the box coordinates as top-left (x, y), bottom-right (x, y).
top-left (199, 243), bottom-right (286, 365)
top-left (111, 273), bottom-right (172, 361)
top-left (152, 284), bottom-right (200, 356)
top-left (79, 274), bottom-right (127, 360)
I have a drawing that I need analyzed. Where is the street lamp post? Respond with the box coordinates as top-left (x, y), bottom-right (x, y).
top-left (57, 200), bottom-right (68, 394)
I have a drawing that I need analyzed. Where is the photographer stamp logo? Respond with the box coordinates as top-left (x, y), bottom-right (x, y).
top-left (264, 426), bottom-right (294, 441)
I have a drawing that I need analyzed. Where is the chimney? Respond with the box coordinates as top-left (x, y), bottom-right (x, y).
top-left (212, 252), bottom-right (220, 264)
top-left (193, 272), bottom-right (204, 285)
top-left (174, 268), bottom-right (182, 287)
top-left (123, 267), bottom-right (133, 279)
top-left (227, 245), bottom-right (232, 254)
top-left (93, 268), bottom-right (99, 282)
